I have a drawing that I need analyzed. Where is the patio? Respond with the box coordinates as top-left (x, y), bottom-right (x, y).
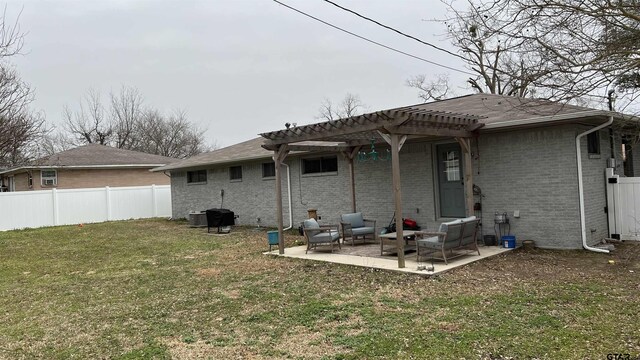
top-left (266, 242), bottom-right (514, 275)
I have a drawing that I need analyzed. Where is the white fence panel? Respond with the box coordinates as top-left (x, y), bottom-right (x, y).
top-left (110, 186), bottom-right (154, 220)
top-left (154, 185), bottom-right (172, 217)
top-left (606, 168), bottom-right (640, 240)
top-left (57, 188), bottom-right (109, 225)
top-left (0, 191), bottom-right (55, 230)
top-left (0, 185), bottom-right (171, 231)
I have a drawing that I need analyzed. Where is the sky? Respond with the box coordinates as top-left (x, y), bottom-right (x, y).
top-left (7, 0), bottom-right (471, 148)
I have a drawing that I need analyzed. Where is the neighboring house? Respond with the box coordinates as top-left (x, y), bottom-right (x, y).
top-left (0, 144), bottom-right (176, 192)
top-left (152, 94), bottom-right (640, 250)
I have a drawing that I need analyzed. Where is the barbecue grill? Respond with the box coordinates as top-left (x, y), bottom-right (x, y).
top-left (206, 208), bottom-right (237, 233)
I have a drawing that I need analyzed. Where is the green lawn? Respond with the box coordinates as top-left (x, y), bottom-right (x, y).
top-left (0, 219), bottom-right (638, 359)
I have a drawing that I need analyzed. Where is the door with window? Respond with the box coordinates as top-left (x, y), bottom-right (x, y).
top-left (436, 143), bottom-right (466, 218)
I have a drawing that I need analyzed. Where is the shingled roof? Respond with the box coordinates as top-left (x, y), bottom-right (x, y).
top-left (0, 144), bottom-right (176, 175)
top-left (153, 93), bottom-right (618, 172)
top-left (152, 137), bottom-right (272, 172)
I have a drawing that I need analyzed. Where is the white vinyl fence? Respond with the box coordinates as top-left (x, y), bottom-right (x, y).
top-left (0, 185), bottom-right (171, 231)
top-left (606, 168), bottom-right (640, 240)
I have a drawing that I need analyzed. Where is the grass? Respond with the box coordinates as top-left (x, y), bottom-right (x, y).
top-left (0, 219), bottom-right (638, 359)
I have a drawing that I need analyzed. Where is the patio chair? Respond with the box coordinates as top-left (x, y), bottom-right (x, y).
top-left (340, 212), bottom-right (376, 246)
top-left (303, 218), bottom-right (341, 254)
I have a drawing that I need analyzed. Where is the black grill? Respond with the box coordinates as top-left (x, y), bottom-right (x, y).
top-left (206, 208), bottom-right (236, 233)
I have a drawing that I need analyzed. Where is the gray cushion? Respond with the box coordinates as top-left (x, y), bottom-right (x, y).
top-left (460, 216), bottom-right (477, 223)
top-left (341, 212), bottom-right (365, 228)
top-left (438, 219), bottom-right (462, 233)
top-left (309, 230), bottom-right (340, 243)
top-left (351, 226), bottom-right (375, 236)
top-left (303, 218), bottom-right (319, 229)
top-left (417, 236), bottom-right (441, 248)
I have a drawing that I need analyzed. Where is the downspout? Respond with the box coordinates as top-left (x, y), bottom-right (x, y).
top-left (576, 116), bottom-right (613, 253)
top-left (282, 163), bottom-right (293, 230)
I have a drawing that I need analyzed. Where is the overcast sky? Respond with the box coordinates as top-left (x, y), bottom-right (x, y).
top-left (8, 0), bottom-right (471, 147)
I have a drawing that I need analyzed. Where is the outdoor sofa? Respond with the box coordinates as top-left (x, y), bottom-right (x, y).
top-left (416, 216), bottom-right (480, 264)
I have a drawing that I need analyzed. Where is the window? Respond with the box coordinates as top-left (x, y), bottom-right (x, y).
top-left (27, 172), bottom-right (33, 188)
top-left (41, 170), bottom-right (57, 186)
top-left (587, 131), bottom-right (600, 155)
top-left (302, 156), bottom-right (338, 175)
top-left (262, 162), bottom-right (276, 178)
top-left (229, 166), bottom-right (242, 181)
top-left (187, 170), bottom-right (207, 184)
top-left (444, 151), bottom-right (461, 181)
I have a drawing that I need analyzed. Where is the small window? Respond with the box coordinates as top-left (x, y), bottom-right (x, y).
top-left (302, 156), bottom-right (338, 174)
top-left (187, 170), bottom-right (207, 184)
top-left (229, 166), bottom-right (242, 181)
top-left (41, 170), bottom-right (57, 186)
top-left (444, 151), bottom-right (461, 182)
top-left (587, 131), bottom-right (600, 155)
top-left (262, 162), bottom-right (276, 178)
top-left (27, 173), bottom-right (33, 188)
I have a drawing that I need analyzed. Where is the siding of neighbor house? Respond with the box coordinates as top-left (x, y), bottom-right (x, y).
top-left (12, 168), bottom-right (170, 191)
top-left (170, 124), bottom-right (612, 250)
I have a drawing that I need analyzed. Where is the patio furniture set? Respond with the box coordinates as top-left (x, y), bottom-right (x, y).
top-left (302, 212), bottom-right (481, 264)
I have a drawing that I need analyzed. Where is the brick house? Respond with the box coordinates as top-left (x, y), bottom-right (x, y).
top-left (0, 144), bottom-right (175, 192)
top-left (152, 94), bottom-right (639, 250)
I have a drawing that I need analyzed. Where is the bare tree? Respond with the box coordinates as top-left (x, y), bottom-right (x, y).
top-left (61, 86), bottom-right (212, 158)
top-left (455, 0), bottom-right (640, 108)
top-left (408, 1), bottom-right (552, 100)
top-left (406, 74), bottom-right (454, 102)
top-left (0, 8), bottom-right (46, 167)
top-left (317, 93), bottom-right (366, 121)
top-left (133, 109), bottom-right (210, 158)
top-left (63, 88), bottom-right (113, 145)
top-left (110, 86), bottom-right (143, 149)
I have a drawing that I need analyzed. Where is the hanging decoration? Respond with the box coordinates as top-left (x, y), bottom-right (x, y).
top-left (357, 139), bottom-right (390, 162)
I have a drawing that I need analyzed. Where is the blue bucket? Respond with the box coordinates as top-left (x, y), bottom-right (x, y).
top-left (267, 231), bottom-right (279, 245)
top-left (502, 235), bottom-right (516, 248)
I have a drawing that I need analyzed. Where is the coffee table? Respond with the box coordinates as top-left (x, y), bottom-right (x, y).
top-left (379, 230), bottom-right (420, 255)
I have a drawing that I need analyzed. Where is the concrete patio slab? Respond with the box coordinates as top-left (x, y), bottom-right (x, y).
top-left (265, 243), bottom-right (515, 276)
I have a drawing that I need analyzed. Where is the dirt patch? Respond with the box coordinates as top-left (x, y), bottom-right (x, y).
top-left (196, 267), bottom-right (222, 277)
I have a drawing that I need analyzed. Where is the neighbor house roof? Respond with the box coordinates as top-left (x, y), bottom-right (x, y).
top-left (153, 93), bottom-right (621, 172)
top-left (0, 144), bottom-right (177, 175)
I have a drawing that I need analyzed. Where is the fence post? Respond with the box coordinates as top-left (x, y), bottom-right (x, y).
top-left (105, 186), bottom-right (112, 221)
top-left (52, 188), bottom-right (59, 226)
top-left (151, 184), bottom-right (157, 217)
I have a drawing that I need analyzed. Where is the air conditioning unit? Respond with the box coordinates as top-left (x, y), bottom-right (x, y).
top-left (43, 179), bottom-right (56, 186)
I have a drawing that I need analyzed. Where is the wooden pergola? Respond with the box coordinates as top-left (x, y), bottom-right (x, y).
top-left (260, 106), bottom-right (484, 268)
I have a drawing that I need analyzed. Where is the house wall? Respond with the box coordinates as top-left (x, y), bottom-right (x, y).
top-left (170, 124), bottom-right (613, 249)
top-left (11, 168), bottom-right (169, 191)
top-left (579, 127), bottom-right (612, 246)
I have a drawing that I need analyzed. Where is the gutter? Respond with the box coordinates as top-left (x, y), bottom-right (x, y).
top-left (0, 164), bottom-right (168, 175)
top-left (576, 116), bottom-right (614, 253)
top-left (282, 163), bottom-right (293, 231)
top-left (483, 110), bottom-right (611, 130)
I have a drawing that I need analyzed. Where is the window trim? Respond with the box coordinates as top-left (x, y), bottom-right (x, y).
top-left (186, 169), bottom-right (207, 184)
top-left (301, 156), bottom-right (338, 176)
top-left (229, 165), bottom-right (243, 182)
top-left (40, 169), bottom-right (58, 187)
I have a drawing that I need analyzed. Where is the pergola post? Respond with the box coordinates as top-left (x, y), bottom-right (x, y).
top-left (273, 145), bottom-right (288, 254)
top-left (345, 146), bottom-right (360, 213)
top-left (390, 134), bottom-right (405, 268)
top-left (457, 138), bottom-right (474, 217)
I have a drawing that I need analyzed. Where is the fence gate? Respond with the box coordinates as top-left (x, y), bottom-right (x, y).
top-left (606, 167), bottom-right (640, 240)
